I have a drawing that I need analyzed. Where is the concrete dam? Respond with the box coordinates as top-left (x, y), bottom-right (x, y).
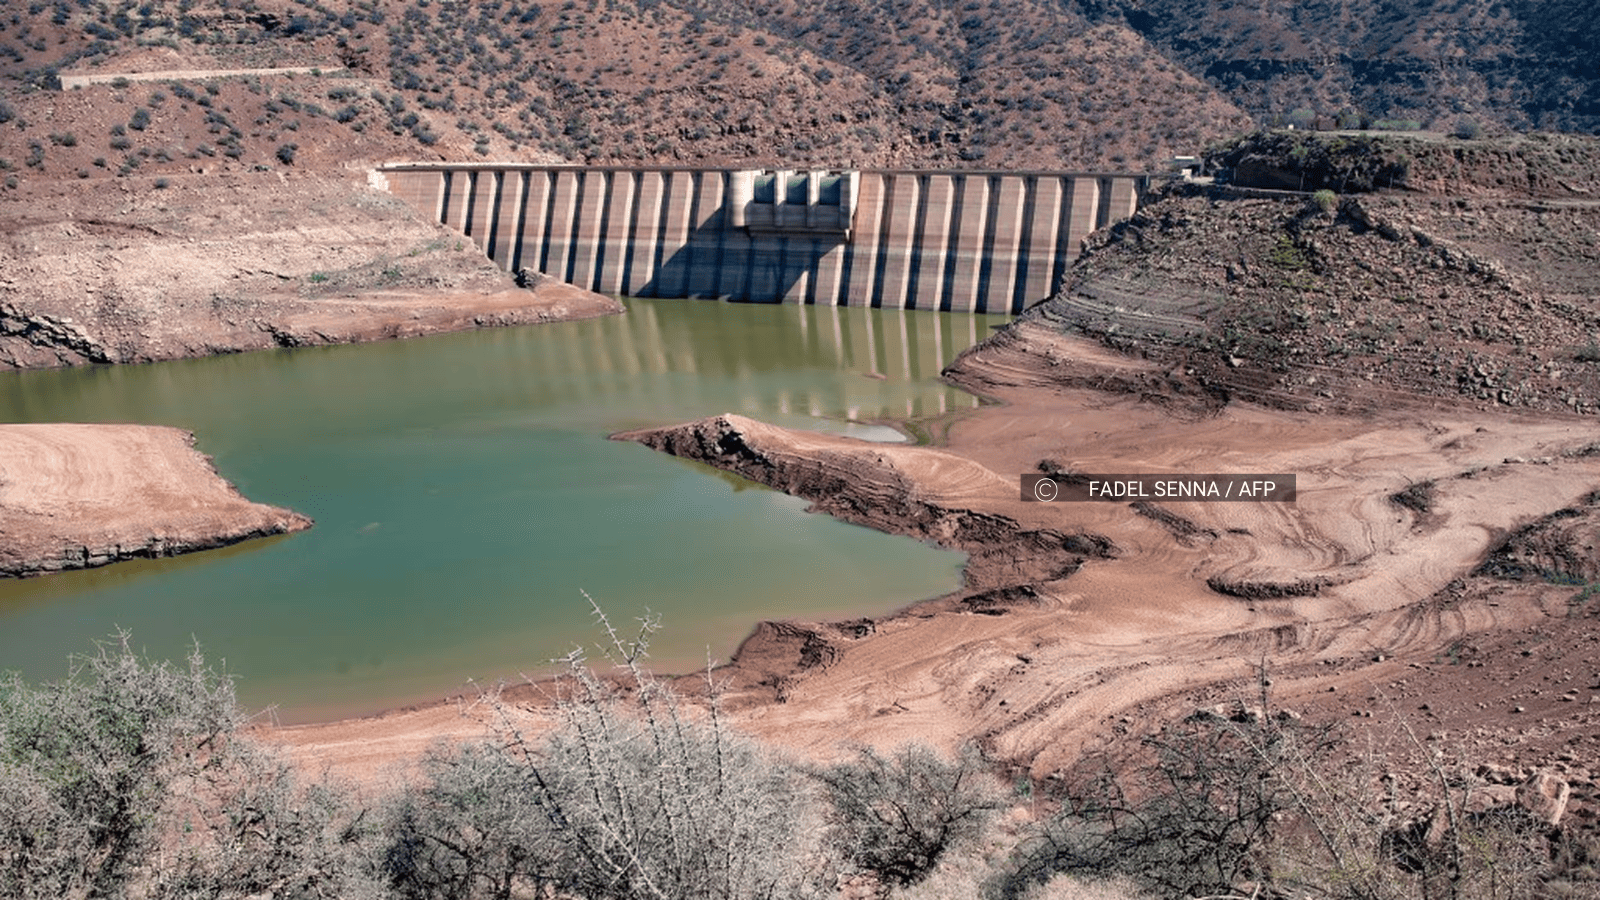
top-left (377, 165), bottom-right (1150, 314)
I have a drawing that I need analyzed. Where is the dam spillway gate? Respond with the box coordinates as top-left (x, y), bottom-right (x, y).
top-left (377, 165), bottom-right (1150, 315)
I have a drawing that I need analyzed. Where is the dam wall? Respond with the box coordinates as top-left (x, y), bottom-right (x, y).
top-left (378, 165), bottom-right (1150, 314)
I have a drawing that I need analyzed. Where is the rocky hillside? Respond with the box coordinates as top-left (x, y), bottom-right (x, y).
top-left (1010, 130), bottom-right (1600, 416)
top-left (0, 0), bottom-right (1252, 181)
top-left (4, 0), bottom-right (1596, 184)
top-left (1117, 0), bottom-right (1600, 135)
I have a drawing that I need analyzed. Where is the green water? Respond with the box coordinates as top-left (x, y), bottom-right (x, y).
top-left (0, 298), bottom-right (1006, 722)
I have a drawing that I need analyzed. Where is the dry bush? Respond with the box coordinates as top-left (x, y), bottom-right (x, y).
top-left (376, 596), bottom-right (835, 900)
top-left (0, 633), bottom-right (241, 899)
top-left (991, 677), bottom-right (1595, 900)
top-left (0, 632), bottom-right (372, 900)
top-left (816, 741), bottom-right (1008, 890)
top-left (1020, 873), bottom-right (1149, 900)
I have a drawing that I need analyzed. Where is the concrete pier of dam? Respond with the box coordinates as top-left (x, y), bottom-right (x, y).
top-left (377, 165), bottom-right (1149, 314)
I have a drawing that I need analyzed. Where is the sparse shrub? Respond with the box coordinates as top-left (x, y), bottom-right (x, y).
top-left (47, 131), bottom-right (76, 146)
top-left (992, 707), bottom-right (1308, 899)
top-left (128, 107), bottom-right (151, 131)
top-left (0, 634), bottom-right (374, 900)
top-left (815, 742), bottom-right (1006, 889)
top-left (1312, 188), bottom-right (1337, 212)
top-left (0, 634), bottom-right (241, 899)
top-left (275, 142), bottom-right (298, 164)
top-left (1267, 233), bottom-right (1310, 271)
top-left (378, 600), bottom-right (834, 900)
top-left (379, 741), bottom-right (566, 899)
top-left (1453, 117), bottom-right (1481, 140)
top-left (160, 744), bottom-right (374, 900)
top-left (153, 177), bottom-right (169, 189)
top-left (0, 100), bottom-right (15, 124)
top-left (1390, 479), bottom-right (1436, 513)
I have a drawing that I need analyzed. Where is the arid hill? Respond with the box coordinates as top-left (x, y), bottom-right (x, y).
top-left (0, 0), bottom-right (1252, 179)
top-left (1012, 129), bottom-right (1600, 416)
top-left (1116, 0), bottom-right (1600, 135)
top-left (7, 0), bottom-right (1596, 184)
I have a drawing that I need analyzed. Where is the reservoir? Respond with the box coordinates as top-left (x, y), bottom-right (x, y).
top-left (0, 298), bottom-right (1006, 722)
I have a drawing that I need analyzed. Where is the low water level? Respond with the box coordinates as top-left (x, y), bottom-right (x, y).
top-left (0, 299), bottom-right (1007, 722)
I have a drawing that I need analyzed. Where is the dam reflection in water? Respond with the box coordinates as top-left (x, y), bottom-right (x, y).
top-left (0, 298), bottom-right (1007, 722)
top-left (481, 297), bottom-right (993, 428)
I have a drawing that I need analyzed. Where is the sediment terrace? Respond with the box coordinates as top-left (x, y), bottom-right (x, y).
top-left (0, 423), bottom-right (312, 577)
top-left (275, 320), bottom-right (1600, 790)
top-left (378, 165), bottom-right (1149, 314)
top-left (608, 323), bottom-right (1600, 775)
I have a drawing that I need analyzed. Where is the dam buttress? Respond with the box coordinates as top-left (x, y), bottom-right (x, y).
top-left (378, 165), bottom-right (1149, 314)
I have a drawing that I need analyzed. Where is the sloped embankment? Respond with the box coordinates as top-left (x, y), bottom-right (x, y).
top-left (0, 173), bottom-right (622, 370)
top-left (1016, 132), bottom-right (1600, 415)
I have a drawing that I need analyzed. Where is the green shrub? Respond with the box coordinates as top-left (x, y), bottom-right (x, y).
top-left (1312, 188), bottom-right (1337, 212)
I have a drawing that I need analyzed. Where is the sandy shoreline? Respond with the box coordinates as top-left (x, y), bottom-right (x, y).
top-left (0, 423), bottom-right (313, 577)
top-left (270, 320), bottom-right (1600, 784)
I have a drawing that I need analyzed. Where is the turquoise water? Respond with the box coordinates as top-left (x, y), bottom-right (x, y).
top-left (0, 299), bottom-right (1006, 722)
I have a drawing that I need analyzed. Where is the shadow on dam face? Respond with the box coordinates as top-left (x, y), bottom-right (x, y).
top-left (379, 165), bottom-right (1151, 314)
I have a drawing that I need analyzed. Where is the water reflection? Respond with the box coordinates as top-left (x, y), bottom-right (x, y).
top-left (0, 299), bottom-right (1005, 721)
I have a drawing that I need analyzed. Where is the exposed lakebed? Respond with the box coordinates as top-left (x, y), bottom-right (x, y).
top-left (0, 298), bottom-right (1006, 722)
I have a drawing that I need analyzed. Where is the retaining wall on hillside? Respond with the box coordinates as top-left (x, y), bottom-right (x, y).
top-left (377, 165), bottom-right (1149, 314)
